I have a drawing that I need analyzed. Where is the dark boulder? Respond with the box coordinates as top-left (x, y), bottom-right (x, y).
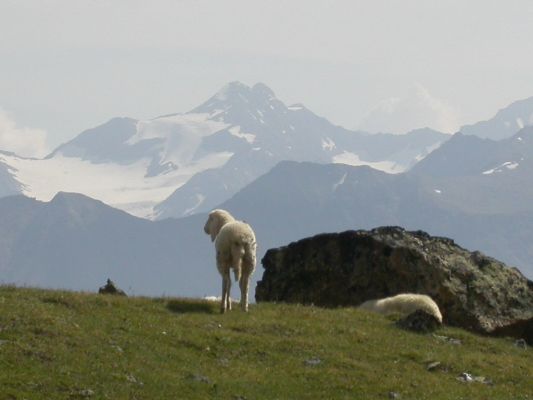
top-left (256, 227), bottom-right (533, 342)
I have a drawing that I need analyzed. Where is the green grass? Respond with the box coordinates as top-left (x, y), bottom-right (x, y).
top-left (0, 286), bottom-right (532, 399)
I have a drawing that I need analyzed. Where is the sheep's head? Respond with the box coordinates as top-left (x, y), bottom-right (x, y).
top-left (204, 209), bottom-right (235, 242)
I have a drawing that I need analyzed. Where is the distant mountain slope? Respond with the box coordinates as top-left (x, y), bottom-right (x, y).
top-left (0, 193), bottom-right (217, 297)
top-left (412, 127), bottom-right (533, 177)
top-left (410, 127), bottom-right (533, 214)
top-left (0, 154), bottom-right (23, 198)
top-left (409, 133), bottom-right (499, 178)
top-left (218, 161), bottom-right (533, 280)
top-left (47, 117), bottom-right (142, 163)
top-left (0, 81), bottom-right (448, 220)
top-left (461, 96), bottom-right (533, 140)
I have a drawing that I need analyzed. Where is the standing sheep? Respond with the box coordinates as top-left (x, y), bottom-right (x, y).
top-left (358, 293), bottom-right (443, 323)
top-left (204, 209), bottom-right (257, 313)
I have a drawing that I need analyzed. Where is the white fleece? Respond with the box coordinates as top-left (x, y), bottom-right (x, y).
top-left (204, 209), bottom-right (257, 313)
top-left (358, 293), bottom-right (443, 323)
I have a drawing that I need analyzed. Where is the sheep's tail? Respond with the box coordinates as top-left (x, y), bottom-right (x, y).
top-left (231, 241), bottom-right (245, 282)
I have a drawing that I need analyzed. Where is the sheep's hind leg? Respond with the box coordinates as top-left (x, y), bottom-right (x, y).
top-left (239, 274), bottom-right (250, 312)
top-left (226, 276), bottom-right (232, 311)
top-left (220, 271), bottom-right (231, 314)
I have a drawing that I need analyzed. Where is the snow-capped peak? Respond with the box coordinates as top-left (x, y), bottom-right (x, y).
top-left (213, 81), bottom-right (251, 102)
top-left (191, 81), bottom-right (283, 117)
top-left (251, 82), bottom-right (276, 100)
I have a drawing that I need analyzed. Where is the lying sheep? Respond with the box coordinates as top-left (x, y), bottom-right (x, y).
top-left (204, 209), bottom-right (257, 313)
top-left (358, 293), bottom-right (443, 323)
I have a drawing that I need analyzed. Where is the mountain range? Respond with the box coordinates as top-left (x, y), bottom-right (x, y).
top-left (0, 82), bottom-right (447, 219)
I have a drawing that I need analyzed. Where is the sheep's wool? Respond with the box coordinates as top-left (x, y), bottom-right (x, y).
top-left (204, 209), bottom-right (257, 313)
top-left (358, 293), bottom-right (442, 323)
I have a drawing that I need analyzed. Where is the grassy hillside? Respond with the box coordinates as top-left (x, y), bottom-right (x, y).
top-left (0, 286), bottom-right (531, 399)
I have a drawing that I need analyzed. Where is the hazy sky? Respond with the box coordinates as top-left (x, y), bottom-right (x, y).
top-left (2, 0), bottom-right (533, 157)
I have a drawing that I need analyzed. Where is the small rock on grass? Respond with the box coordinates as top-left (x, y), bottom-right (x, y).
top-left (98, 279), bottom-right (127, 296)
top-left (78, 389), bottom-right (95, 397)
top-left (456, 372), bottom-right (493, 385)
top-left (218, 357), bottom-right (230, 366)
top-left (188, 374), bottom-right (212, 384)
top-left (304, 357), bottom-right (322, 366)
top-left (433, 334), bottom-right (462, 345)
top-left (126, 373), bottom-right (143, 386)
top-left (426, 361), bottom-right (442, 371)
